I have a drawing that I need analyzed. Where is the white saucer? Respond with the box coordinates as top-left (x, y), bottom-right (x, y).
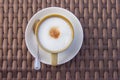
top-left (25, 7), bottom-right (83, 65)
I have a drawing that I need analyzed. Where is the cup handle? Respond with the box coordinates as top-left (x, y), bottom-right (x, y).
top-left (51, 53), bottom-right (58, 66)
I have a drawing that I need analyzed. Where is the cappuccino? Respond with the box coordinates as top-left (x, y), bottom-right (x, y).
top-left (35, 14), bottom-right (74, 53)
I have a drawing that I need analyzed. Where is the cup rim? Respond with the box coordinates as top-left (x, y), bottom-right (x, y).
top-left (34, 14), bottom-right (74, 53)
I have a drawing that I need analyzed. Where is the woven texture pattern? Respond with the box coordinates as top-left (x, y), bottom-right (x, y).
top-left (0, 0), bottom-right (120, 80)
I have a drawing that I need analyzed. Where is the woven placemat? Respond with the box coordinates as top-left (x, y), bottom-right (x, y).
top-left (0, 0), bottom-right (120, 80)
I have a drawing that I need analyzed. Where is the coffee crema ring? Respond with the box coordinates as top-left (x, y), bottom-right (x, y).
top-left (35, 14), bottom-right (74, 53)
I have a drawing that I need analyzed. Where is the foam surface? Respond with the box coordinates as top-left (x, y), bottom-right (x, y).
top-left (38, 17), bottom-right (73, 53)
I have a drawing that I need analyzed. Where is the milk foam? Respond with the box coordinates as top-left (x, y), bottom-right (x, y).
top-left (38, 17), bottom-right (73, 53)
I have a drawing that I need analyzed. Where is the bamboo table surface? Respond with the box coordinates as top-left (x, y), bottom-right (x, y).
top-left (0, 0), bottom-right (120, 80)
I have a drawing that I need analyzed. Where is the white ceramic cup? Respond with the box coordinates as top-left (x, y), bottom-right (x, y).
top-left (34, 14), bottom-right (75, 66)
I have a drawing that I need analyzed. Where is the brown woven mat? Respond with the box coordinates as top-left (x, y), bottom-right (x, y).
top-left (0, 0), bottom-right (120, 80)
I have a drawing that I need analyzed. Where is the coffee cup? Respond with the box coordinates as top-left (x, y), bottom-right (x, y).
top-left (34, 14), bottom-right (74, 66)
